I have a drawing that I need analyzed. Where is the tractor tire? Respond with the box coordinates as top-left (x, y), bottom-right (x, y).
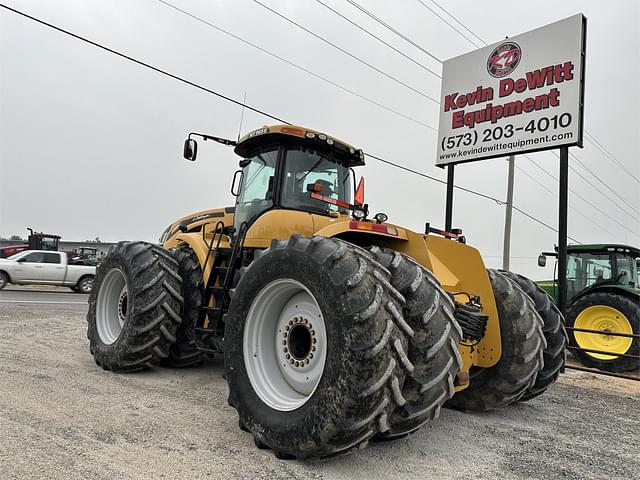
top-left (447, 269), bottom-right (545, 411)
top-left (224, 235), bottom-right (413, 459)
top-left (566, 292), bottom-right (639, 373)
top-left (368, 246), bottom-right (462, 439)
top-left (0, 272), bottom-right (9, 290)
top-left (499, 270), bottom-right (566, 401)
top-left (163, 247), bottom-right (204, 368)
top-left (87, 241), bottom-right (183, 372)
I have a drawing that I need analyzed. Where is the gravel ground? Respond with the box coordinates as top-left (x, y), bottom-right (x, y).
top-left (0, 298), bottom-right (638, 480)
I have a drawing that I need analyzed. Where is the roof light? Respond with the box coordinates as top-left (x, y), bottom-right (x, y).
top-left (374, 212), bottom-right (388, 223)
top-left (352, 208), bottom-right (366, 220)
top-left (305, 132), bottom-right (316, 139)
top-left (318, 133), bottom-right (327, 140)
top-left (326, 138), bottom-right (334, 145)
top-left (349, 147), bottom-right (356, 154)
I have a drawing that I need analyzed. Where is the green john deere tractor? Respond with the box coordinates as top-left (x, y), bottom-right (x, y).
top-left (538, 244), bottom-right (639, 373)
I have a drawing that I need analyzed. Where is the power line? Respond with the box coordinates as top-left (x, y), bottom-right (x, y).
top-left (345, 0), bottom-right (442, 63)
top-left (429, 0), bottom-right (487, 45)
top-left (312, 0), bottom-right (441, 78)
top-left (583, 131), bottom-right (640, 184)
top-left (567, 151), bottom-right (640, 215)
top-left (516, 162), bottom-right (634, 238)
top-left (523, 155), bottom-right (639, 236)
top-left (0, 2), bottom-right (581, 243)
top-left (252, 0), bottom-right (440, 104)
top-left (413, 0), bottom-right (481, 48)
top-left (156, 0), bottom-right (437, 131)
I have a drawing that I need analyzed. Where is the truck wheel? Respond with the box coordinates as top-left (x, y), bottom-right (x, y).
top-left (87, 241), bottom-right (183, 372)
top-left (447, 270), bottom-right (545, 411)
top-left (224, 235), bottom-right (412, 459)
top-left (163, 247), bottom-right (204, 368)
top-left (0, 272), bottom-right (8, 290)
top-left (499, 270), bottom-right (566, 401)
top-left (77, 276), bottom-right (94, 294)
top-left (566, 292), bottom-right (639, 372)
top-left (368, 246), bottom-right (462, 439)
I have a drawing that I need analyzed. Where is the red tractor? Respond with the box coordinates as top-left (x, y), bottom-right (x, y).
top-left (0, 229), bottom-right (61, 258)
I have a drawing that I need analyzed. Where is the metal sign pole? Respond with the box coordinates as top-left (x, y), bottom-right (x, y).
top-left (502, 155), bottom-right (515, 270)
top-left (557, 146), bottom-right (569, 316)
top-left (445, 164), bottom-right (455, 231)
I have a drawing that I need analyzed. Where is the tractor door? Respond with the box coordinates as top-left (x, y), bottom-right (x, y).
top-left (233, 146), bottom-right (279, 232)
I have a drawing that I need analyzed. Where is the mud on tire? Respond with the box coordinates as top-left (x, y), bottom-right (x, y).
top-left (224, 235), bottom-right (415, 459)
top-left (368, 246), bottom-right (462, 439)
top-left (447, 269), bottom-right (545, 411)
top-left (162, 247), bottom-right (204, 368)
top-left (87, 241), bottom-right (183, 372)
top-left (499, 270), bottom-right (566, 401)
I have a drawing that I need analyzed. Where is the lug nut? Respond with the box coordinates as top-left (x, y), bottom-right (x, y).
top-left (282, 340), bottom-right (287, 345)
top-left (286, 354), bottom-right (290, 359)
top-left (309, 353), bottom-right (314, 359)
top-left (311, 330), bottom-right (315, 336)
top-left (305, 359), bottom-right (310, 365)
top-left (312, 338), bottom-right (317, 344)
top-left (311, 346), bottom-right (316, 352)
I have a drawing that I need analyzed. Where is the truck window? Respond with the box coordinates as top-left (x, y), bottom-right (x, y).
top-left (21, 252), bottom-right (45, 263)
top-left (43, 252), bottom-right (62, 264)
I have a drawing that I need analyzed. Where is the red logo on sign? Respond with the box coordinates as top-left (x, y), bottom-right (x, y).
top-left (487, 42), bottom-right (521, 78)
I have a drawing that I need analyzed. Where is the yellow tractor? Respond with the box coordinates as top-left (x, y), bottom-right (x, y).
top-left (86, 125), bottom-right (565, 459)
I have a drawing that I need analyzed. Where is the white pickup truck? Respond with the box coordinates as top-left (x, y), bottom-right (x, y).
top-left (0, 250), bottom-right (95, 293)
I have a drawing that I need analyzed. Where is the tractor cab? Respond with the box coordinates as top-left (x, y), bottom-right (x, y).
top-left (538, 244), bottom-right (640, 299)
top-left (184, 125), bottom-right (366, 234)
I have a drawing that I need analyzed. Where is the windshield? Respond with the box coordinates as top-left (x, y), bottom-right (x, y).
top-left (281, 146), bottom-right (352, 215)
top-left (234, 146), bottom-right (278, 230)
top-left (567, 252), bottom-right (612, 298)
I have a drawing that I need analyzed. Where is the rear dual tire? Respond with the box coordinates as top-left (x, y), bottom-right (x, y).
top-left (447, 270), bottom-right (546, 411)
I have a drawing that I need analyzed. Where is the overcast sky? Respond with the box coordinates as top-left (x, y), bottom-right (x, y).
top-left (1, 0), bottom-right (638, 280)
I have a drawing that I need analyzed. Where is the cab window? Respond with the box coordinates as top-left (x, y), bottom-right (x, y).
top-left (234, 146), bottom-right (278, 229)
top-left (281, 146), bottom-right (352, 215)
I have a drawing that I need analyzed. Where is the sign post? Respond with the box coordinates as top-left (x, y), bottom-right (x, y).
top-left (435, 14), bottom-right (587, 316)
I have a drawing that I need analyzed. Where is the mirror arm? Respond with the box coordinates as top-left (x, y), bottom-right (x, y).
top-left (189, 132), bottom-right (237, 147)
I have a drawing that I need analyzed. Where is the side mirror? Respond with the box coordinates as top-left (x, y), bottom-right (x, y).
top-left (183, 138), bottom-right (198, 161)
top-left (537, 254), bottom-right (547, 267)
top-left (231, 170), bottom-right (243, 197)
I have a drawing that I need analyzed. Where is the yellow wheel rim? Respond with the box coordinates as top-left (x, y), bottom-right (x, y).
top-left (574, 305), bottom-right (633, 360)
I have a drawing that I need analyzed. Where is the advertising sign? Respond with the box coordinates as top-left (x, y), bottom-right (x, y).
top-left (436, 14), bottom-right (586, 166)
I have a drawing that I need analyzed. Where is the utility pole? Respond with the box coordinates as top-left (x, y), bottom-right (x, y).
top-left (502, 155), bottom-right (515, 270)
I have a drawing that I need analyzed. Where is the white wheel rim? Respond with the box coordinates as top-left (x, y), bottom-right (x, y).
top-left (243, 278), bottom-right (327, 411)
top-left (96, 268), bottom-right (128, 345)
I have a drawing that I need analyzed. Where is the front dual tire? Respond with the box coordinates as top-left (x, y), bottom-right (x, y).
top-left (224, 236), bottom-right (463, 459)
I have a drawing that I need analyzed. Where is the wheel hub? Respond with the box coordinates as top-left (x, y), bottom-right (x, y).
top-left (284, 317), bottom-right (316, 366)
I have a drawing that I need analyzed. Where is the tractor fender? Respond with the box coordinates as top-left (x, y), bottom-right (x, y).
top-left (315, 221), bottom-right (409, 243)
top-left (165, 231), bottom-right (232, 285)
top-left (570, 283), bottom-right (640, 306)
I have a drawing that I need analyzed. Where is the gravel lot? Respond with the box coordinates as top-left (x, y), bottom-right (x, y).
top-left (1, 289), bottom-right (638, 480)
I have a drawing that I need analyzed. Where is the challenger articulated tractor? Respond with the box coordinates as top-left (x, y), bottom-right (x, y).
top-left (87, 125), bottom-right (565, 459)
